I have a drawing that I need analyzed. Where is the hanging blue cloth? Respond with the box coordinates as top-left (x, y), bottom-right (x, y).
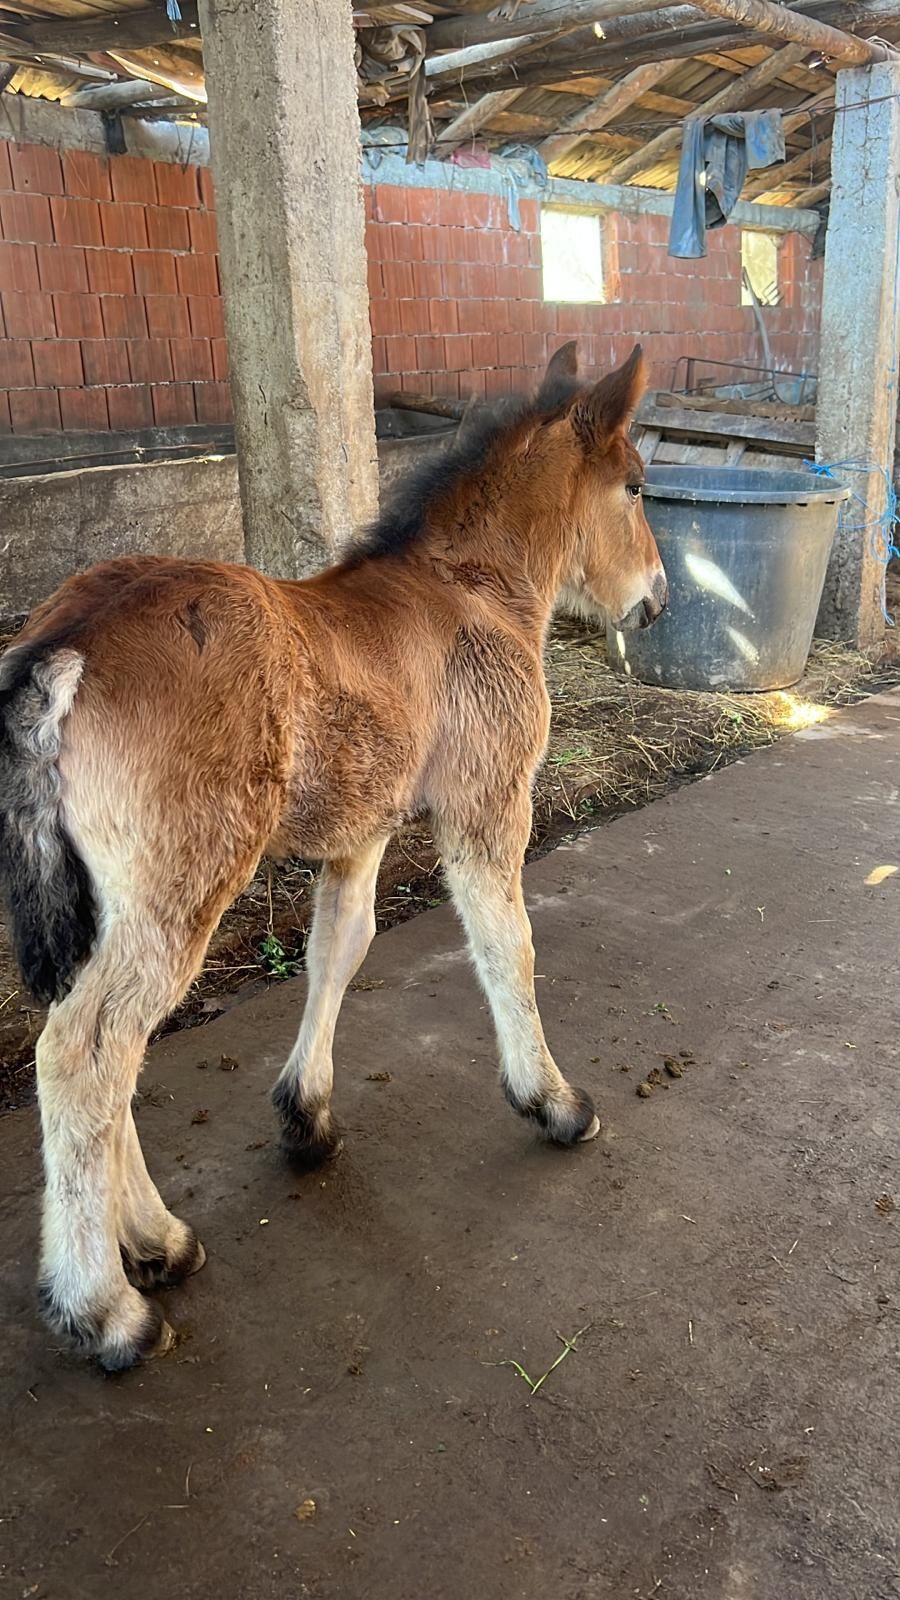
top-left (497, 143), bottom-right (549, 232)
top-left (668, 110), bottom-right (785, 259)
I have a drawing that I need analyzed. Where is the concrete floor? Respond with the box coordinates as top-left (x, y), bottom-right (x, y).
top-left (3, 690), bottom-right (900, 1600)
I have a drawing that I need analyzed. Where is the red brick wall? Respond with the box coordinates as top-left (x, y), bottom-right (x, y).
top-left (0, 141), bottom-right (230, 434)
top-left (0, 143), bottom-right (822, 434)
top-left (366, 184), bottom-right (822, 401)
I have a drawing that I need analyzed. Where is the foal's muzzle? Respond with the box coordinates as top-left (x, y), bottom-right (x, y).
top-left (615, 571), bottom-right (668, 632)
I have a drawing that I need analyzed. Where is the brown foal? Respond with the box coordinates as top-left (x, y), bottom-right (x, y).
top-left (0, 341), bottom-right (665, 1370)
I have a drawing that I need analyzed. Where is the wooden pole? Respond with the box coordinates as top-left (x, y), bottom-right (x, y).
top-left (538, 59), bottom-right (679, 168)
top-left (791, 175), bottom-right (832, 205)
top-left (604, 40), bottom-right (807, 184)
top-left (427, 0), bottom-right (669, 52)
top-left (434, 88), bottom-right (524, 157)
top-left (742, 132), bottom-right (832, 197)
top-left (683, 0), bottom-right (894, 63)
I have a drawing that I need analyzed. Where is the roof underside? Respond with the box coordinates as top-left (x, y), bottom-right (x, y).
top-left (0, 1), bottom-right (898, 207)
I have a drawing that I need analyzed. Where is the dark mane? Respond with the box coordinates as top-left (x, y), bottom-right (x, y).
top-left (349, 392), bottom-right (542, 565)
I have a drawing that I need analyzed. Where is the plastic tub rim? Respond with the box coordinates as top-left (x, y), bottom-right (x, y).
top-left (642, 463), bottom-right (852, 508)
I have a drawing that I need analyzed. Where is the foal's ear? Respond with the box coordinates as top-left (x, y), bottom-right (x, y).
top-left (572, 344), bottom-right (647, 449)
top-left (536, 340), bottom-right (579, 408)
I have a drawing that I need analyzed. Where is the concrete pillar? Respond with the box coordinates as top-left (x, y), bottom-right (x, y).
top-left (198, 0), bottom-right (378, 577)
top-left (816, 61), bottom-right (900, 647)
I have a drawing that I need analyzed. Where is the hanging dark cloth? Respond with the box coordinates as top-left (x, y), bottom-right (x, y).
top-left (668, 110), bottom-right (785, 259)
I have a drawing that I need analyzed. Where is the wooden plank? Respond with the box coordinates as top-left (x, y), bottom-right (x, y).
top-left (724, 439), bottom-right (749, 463)
top-left (637, 398), bottom-right (816, 451)
top-left (742, 133), bottom-right (832, 197)
top-left (604, 40), bottom-right (808, 185)
top-left (0, 2), bottom-right (199, 56)
top-left (538, 59), bottom-right (679, 168)
top-left (791, 175), bottom-right (831, 206)
top-left (388, 390), bottom-right (467, 419)
top-left (683, 0), bottom-right (894, 63)
top-left (655, 391), bottom-right (817, 419)
top-left (435, 87), bottom-right (523, 156)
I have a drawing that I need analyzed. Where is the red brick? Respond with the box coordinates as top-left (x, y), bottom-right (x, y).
top-left (441, 262), bottom-right (468, 300)
top-left (459, 370), bottom-right (486, 403)
top-left (416, 334), bottom-right (445, 371)
top-left (0, 339), bottom-right (35, 386)
top-left (199, 167), bottom-right (216, 209)
top-left (468, 263), bottom-right (496, 298)
top-left (9, 387), bottom-right (61, 433)
top-left (175, 253), bottom-right (218, 298)
top-left (154, 162), bottom-right (199, 208)
top-left (470, 331), bottom-right (498, 369)
top-left (399, 298), bottom-right (431, 336)
top-left (132, 250), bottom-right (177, 296)
top-left (59, 386), bottom-right (109, 431)
top-left (405, 188), bottom-right (438, 227)
top-left (212, 337), bottom-right (229, 381)
top-left (371, 335), bottom-right (388, 378)
top-left (367, 258), bottom-right (383, 302)
top-left (145, 206), bottom-right (190, 252)
top-left (375, 188), bottom-right (408, 225)
top-left (100, 202), bottom-right (148, 251)
top-left (187, 295), bottom-right (224, 340)
top-left (35, 243), bottom-right (87, 294)
top-left (498, 332), bottom-right (524, 367)
top-left (0, 240), bottom-right (39, 293)
top-left (484, 367), bottom-right (511, 398)
top-left (81, 339), bottom-right (130, 386)
top-left (428, 297), bottom-right (459, 336)
top-left (443, 333), bottom-right (473, 372)
top-left (0, 143), bottom-right (10, 191)
top-left (411, 261), bottom-right (442, 298)
top-left (384, 334), bottom-right (416, 374)
top-left (53, 292), bottom-right (103, 339)
top-left (188, 208), bottom-right (218, 254)
top-left (50, 196), bottom-right (102, 248)
top-left (32, 339), bottom-right (83, 387)
top-left (369, 296), bottom-right (394, 337)
top-left (2, 290), bottom-right (56, 338)
top-left (86, 249), bottom-right (135, 295)
top-left (392, 226), bottom-right (425, 264)
top-left (0, 390), bottom-right (10, 432)
top-left (100, 294), bottom-right (147, 340)
top-left (457, 298), bottom-right (490, 335)
top-left (381, 260), bottom-right (413, 301)
top-left (436, 371), bottom-right (460, 400)
top-left (420, 226), bottom-right (445, 263)
top-left (144, 293), bottom-right (190, 341)
top-left (62, 150), bottom-right (112, 202)
top-left (10, 144), bottom-right (63, 196)
top-left (110, 155), bottom-right (157, 207)
top-left (522, 332), bottom-right (548, 368)
top-left (152, 382), bottom-right (196, 426)
top-left (107, 384), bottom-right (153, 430)
top-left (127, 338), bottom-right (173, 383)
top-left (171, 336), bottom-right (213, 381)
top-left (532, 302), bottom-right (558, 334)
top-left (194, 380), bottom-right (232, 424)
top-left (434, 191), bottom-right (468, 227)
top-left (1, 191), bottom-right (53, 245)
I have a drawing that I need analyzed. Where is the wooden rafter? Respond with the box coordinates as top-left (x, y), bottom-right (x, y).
top-left (0, 3), bottom-right (200, 58)
top-left (685, 0), bottom-right (894, 64)
top-left (538, 59), bottom-right (680, 168)
top-left (742, 131), bottom-right (832, 195)
top-left (427, 0), bottom-right (667, 51)
top-left (435, 87), bottom-right (523, 155)
top-left (604, 40), bottom-right (808, 184)
top-left (792, 174), bottom-right (831, 205)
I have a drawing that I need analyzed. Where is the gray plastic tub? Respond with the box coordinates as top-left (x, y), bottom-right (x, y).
top-left (607, 464), bottom-right (849, 692)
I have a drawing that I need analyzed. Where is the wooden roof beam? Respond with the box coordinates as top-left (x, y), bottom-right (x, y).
top-left (604, 40), bottom-right (808, 184)
top-left (0, 3), bottom-right (199, 57)
top-left (434, 87), bottom-right (524, 156)
top-left (792, 175), bottom-right (831, 205)
top-left (684, 0), bottom-right (894, 65)
top-left (538, 59), bottom-right (680, 168)
top-left (427, 0), bottom-right (668, 52)
top-left (742, 131), bottom-right (832, 194)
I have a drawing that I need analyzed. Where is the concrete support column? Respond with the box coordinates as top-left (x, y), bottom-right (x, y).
top-left (198, 0), bottom-right (378, 576)
top-left (816, 61), bottom-right (900, 646)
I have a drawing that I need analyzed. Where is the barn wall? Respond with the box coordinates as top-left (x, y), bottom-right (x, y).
top-left (0, 130), bottom-right (822, 435)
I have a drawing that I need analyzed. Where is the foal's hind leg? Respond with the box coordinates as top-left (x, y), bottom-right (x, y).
top-left (436, 797), bottom-right (599, 1145)
top-left (272, 837), bottom-right (387, 1166)
top-left (117, 1106), bottom-right (206, 1290)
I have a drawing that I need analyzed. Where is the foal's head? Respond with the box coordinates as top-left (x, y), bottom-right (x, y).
top-left (536, 341), bottom-right (667, 632)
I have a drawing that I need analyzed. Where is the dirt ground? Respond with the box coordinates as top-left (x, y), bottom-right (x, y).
top-left (3, 686), bottom-right (900, 1600)
top-left (1, 620), bottom-right (898, 1108)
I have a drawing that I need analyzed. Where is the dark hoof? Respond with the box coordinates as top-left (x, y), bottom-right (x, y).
top-left (272, 1080), bottom-right (342, 1171)
top-left (38, 1281), bottom-right (175, 1372)
top-left (506, 1083), bottom-right (600, 1147)
top-left (122, 1228), bottom-right (206, 1290)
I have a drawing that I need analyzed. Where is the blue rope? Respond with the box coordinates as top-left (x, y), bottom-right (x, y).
top-left (803, 457), bottom-right (899, 626)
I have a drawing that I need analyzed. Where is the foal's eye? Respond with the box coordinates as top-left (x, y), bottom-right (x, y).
top-left (627, 483), bottom-right (643, 500)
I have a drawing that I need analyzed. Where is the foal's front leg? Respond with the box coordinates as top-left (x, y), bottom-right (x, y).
top-left (437, 809), bottom-right (599, 1145)
top-left (272, 837), bottom-right (387, 1165)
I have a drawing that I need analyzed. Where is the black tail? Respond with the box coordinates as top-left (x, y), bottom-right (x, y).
top-left (0, 640), bottom-right (97, 1004)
